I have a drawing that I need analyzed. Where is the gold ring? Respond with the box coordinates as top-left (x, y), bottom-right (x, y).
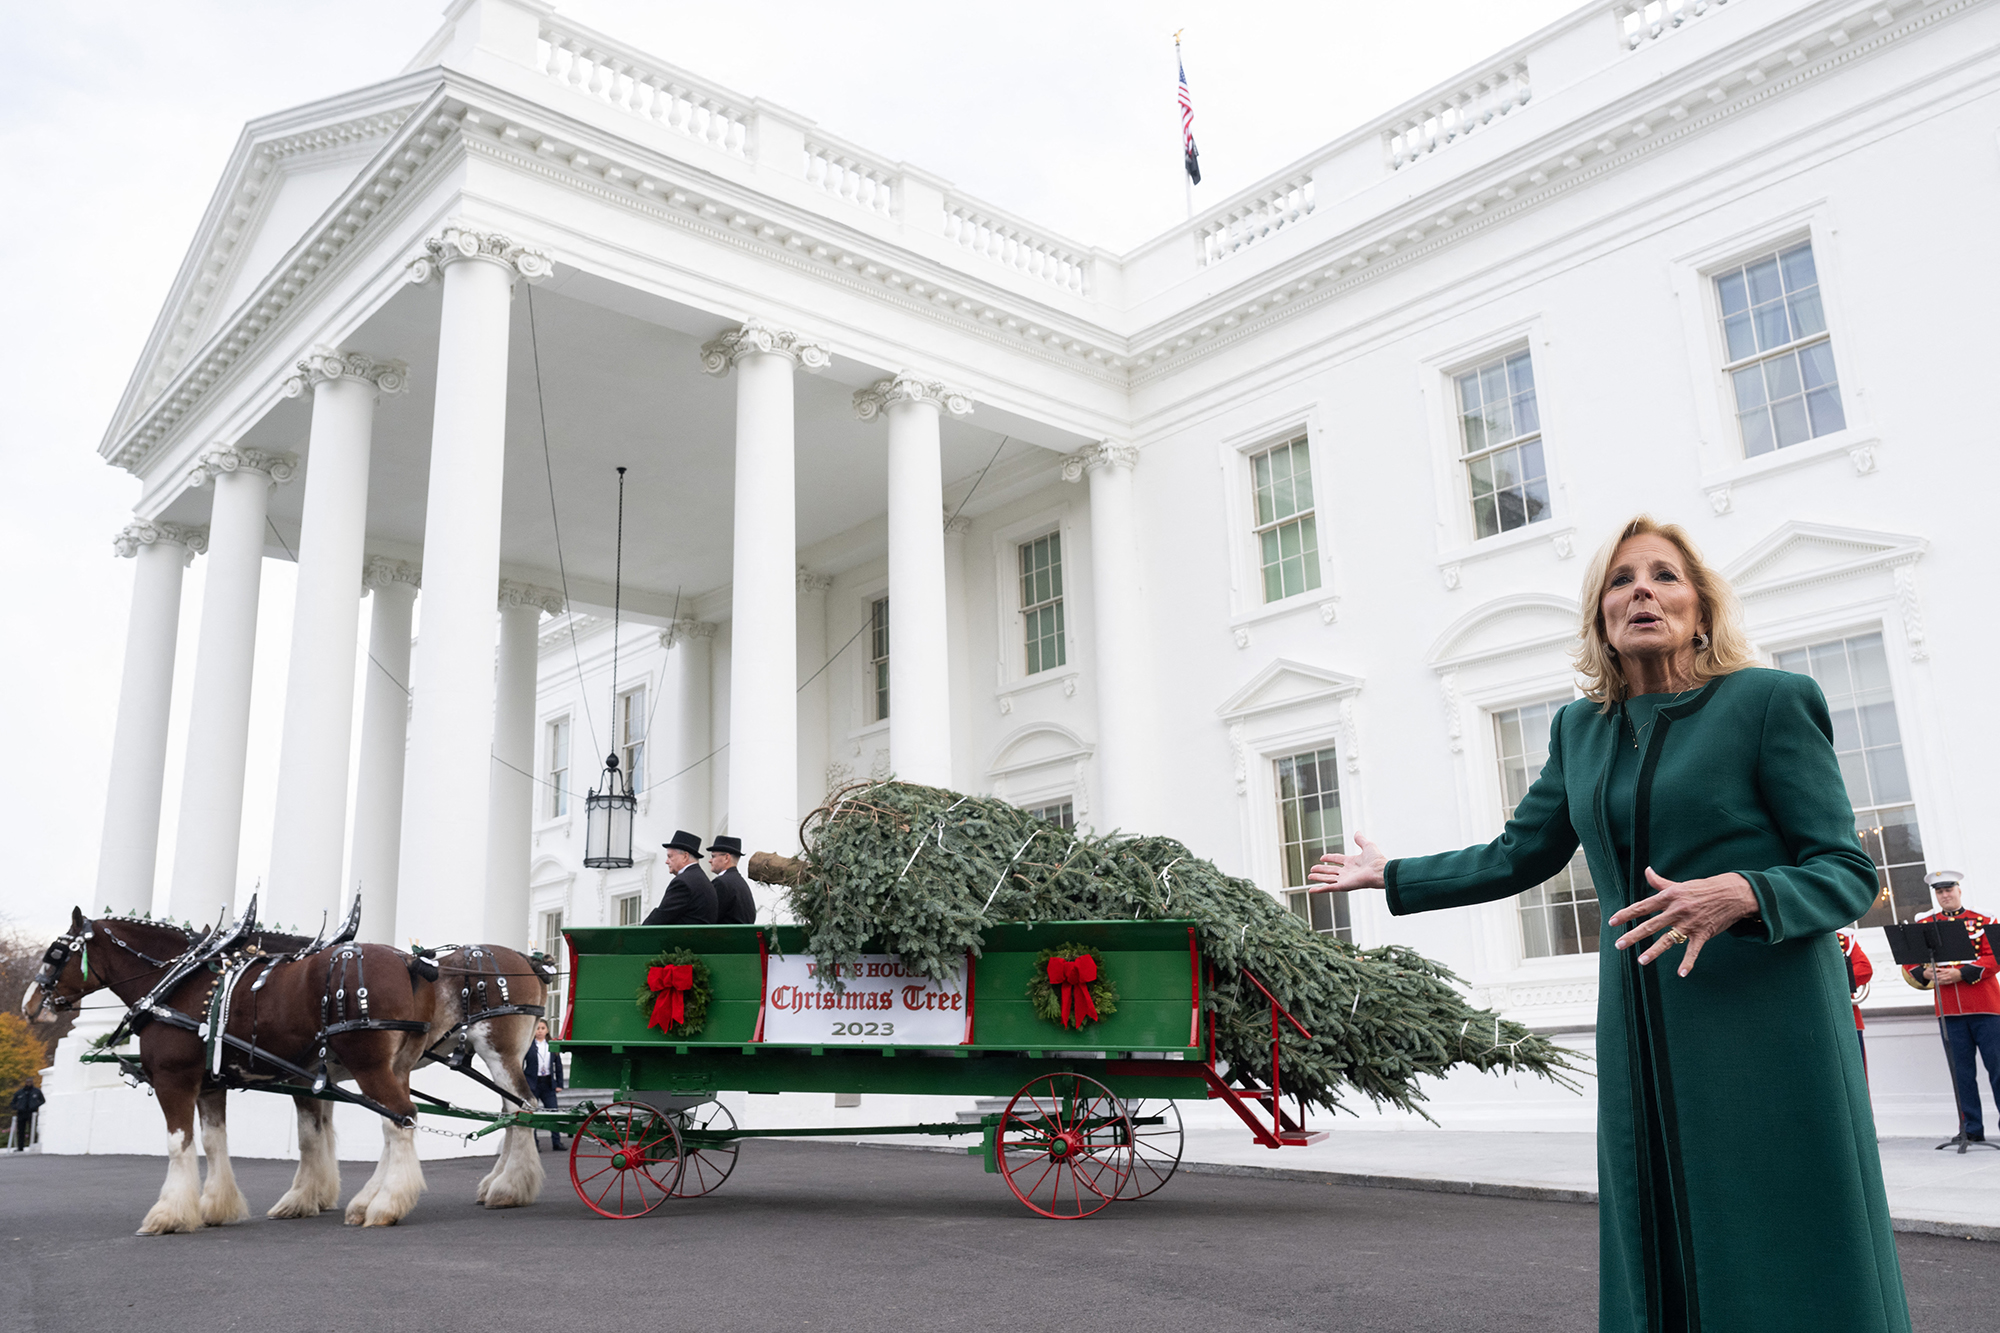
top-left (1665, 928), bottom-right (1690, 945)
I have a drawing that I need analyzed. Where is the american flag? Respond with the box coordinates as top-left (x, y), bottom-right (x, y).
top-left (1178, 48), bottom-right (1201, 185)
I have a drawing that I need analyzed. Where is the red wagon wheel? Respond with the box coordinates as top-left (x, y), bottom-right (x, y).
top-left (997, 1072), bottom-right (1133, 1219)
top-left (1113, 1097), bottom-right (1184, 1199)
top-left (669, 1099), bottom-right (741, 1198)
top-left (569, 1101), bottom-right (686, 1219)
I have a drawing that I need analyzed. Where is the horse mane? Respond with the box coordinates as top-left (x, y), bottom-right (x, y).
top-left (85, 913), bottom-right (315, 957)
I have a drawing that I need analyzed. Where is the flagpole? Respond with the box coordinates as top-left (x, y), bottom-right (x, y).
top-left (1175, 30), bottom-right (1196, 222)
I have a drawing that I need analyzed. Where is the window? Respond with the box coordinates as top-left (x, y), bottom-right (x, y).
top-left (618, 687), bottom-right (647, 792)
top-left (1775, 632), bottom-right (1927, 927)
top-left (1276, 747), bottom-right (1350, 941)
top-left (546, 718), bottom-right (570, 818)
top-left (614, 893), bottom-right (642, 927)
top-left (1025, 799), bottom-right (1074, 831)
top-left (1250, 436), bottom-right (1321, 603)
top-left (1494, 700), bottom-right (1599, 958)
top-left (869, 596), bottom-right (891, 722)
top-left (1019, 533), bottom-right (1067, 674)
top-left (1455, 349), bottom-right (1548, 539)
top-left (1715, 241), bottom-right (1845, 457)
top-left (539, 909), bottom-right (566, 1025)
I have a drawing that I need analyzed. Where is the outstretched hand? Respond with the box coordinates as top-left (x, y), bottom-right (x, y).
top-left (1307, 835), bottom-right (1388, 892)
top-left (1607, 866), bottom-right (1759, 976)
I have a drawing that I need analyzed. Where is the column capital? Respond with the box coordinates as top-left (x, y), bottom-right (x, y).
top-left (797, 568), bottom-right (834, 594)
top-left (282, 346), bottom-right (410, 401)
top-left (362, 556), bottom-right (421, 593)
top-left (699, 320), bottom-right (831, 376)
top-left (187, 445), bottom-right (297, 489)
top-left (1059, 442), bottom-right (1140, 483)
top-left (853, 373), bottom-right (973, 422)
top-left (114, 519), bottom-right (208, 563)
top-left (497, 579), bottom-right (566, 615)
top-left (943, 512), bottom-right (973, 536)
top-left (406, 222), bottom-right (553, 286)
top-left (662, 617), bottom-right (719, 648)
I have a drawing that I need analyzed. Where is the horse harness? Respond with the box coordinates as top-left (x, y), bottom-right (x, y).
top-left (413, 946), bottom-right (554, 1108)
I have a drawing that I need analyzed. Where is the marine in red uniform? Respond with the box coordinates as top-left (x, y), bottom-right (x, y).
top-left (1900, 870), bottom-right (2000, 1142)
top-left (1839, 930), bottom-right (1873, 1067)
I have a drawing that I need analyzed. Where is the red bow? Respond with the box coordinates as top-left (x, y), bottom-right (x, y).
top-left (647, 964), bottom-right (695, 1031)
top-left (1046, 955), bottom-right (1100, 1029)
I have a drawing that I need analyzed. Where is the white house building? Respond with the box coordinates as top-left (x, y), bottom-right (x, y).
top-left (66, 0), bottom-right (2000, 1143)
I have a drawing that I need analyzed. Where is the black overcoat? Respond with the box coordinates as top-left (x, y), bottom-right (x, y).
top-left (642, 863), bottom-right (718, 925)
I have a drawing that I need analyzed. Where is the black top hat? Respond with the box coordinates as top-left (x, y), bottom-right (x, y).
top-left (662, 830), bottom-right (703, 856)
top-left (707, 835), bottom-right (744, 858)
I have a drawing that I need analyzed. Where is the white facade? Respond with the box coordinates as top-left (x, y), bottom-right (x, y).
top-left (79, 0), bottom-right (2000, 1136)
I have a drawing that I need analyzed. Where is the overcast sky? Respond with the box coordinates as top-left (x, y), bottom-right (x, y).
top-left (0, 0), bottom-right (1579, 942)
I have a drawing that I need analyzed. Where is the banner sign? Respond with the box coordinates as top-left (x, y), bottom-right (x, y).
top-left (760, 953), bottom-right (970, 1046)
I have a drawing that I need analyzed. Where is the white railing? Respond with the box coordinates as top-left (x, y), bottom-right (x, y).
top-left (1615, 0), bottom-right (1731, 49)
top-left (1197, 172), bottom-right (1315, 267)
top-left (1382, 62), bottom-right (1532, 170)
top-left (803, 140), bottom-right (897, 218)
top-left (536, 24), bottom-right (751, 158)
top-left (943, 203), bottom-right (1091, 295)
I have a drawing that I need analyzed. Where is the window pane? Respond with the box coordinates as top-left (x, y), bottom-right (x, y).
top-left (1473, 494), bottom-right (1499, 539)
top-left (1738, 407), bottom-right (1774, 458)
top-left (1771, 396), bottom-right (1811, 449)
top-left (1716, 269), bottom-right (1749, 315)
top-left (1523, 478), bottom-right (1551, 526)
top-left (1753, 300), bottom-right (1791, 352)
top-left (1497, 701), bottom-right (1598, 957)
top-left (1805, 388), bottom-right (1846, 437)
top-left (1290, 443), bottom-right (1315, 512)
top-left (1765, 350), bottom-right (1803, 399)
top-left (1866, 747), bottom-right (1911, 805)
top-left (1779, 242), bottom-right (1818, 292)
top-left (1746, 255), bottom-right (1784, 308)
top-left (1723, 313), bottom-right (1757, 362)
top-left (1788, 286), bottom-right (1826, 339)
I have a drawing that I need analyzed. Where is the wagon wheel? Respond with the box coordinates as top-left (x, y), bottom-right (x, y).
top-left (669, 1099), bottom-right (741, 1198)
top-left (1113, 1097), bottom-right (1184, 1199)
top-left (569, 1100), bottom-right (686, 1219)
top-left (997, 1072), bottom-right (1133, 1219)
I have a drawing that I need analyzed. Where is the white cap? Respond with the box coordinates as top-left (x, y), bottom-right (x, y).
top-left (1925, 870), bottom-right (1965, 888)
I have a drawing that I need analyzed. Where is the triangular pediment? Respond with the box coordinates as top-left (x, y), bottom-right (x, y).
top-left (103, 79), bottom-right (429, 449)
top-left (1426, 593), bottom-right (1580, 668)
top-left (1216, 658), bottom-right (1364, 721)
top-left (1723, 522), bottom-right (1927, 598)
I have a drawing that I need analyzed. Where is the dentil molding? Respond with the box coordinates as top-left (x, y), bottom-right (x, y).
top-left (113, 520), bottom-right (208, 563)
top-left (851, 373), bottom-right (973, 421)
top-left (1058, 442), bottom-right (1140, 483)
top-left (406, 223), bottom-right (555, 286)
top-left (282, 347), bottom-right (410, 400)
top-left (362, 556), bottom-right (421, 592)
top-left (186, 445), bottom-right (297, 489)
top-left (498, 580), bottom-right (566, 615)
top-left (699, 320), bottom-right (831, 375)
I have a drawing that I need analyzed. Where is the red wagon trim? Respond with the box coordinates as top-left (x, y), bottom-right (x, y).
top-left (752, 930), bottom-right (770, 1043)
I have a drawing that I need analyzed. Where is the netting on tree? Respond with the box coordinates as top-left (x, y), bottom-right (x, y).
top-left (778, 781), bottom-right (1583, 1116)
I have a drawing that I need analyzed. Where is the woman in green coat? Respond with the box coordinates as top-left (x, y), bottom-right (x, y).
top-left (1311, 516), bottom-right (1909, 1333)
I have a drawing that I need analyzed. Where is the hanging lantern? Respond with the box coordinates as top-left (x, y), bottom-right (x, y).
top-left (583, 752), bottom-right (637, 869)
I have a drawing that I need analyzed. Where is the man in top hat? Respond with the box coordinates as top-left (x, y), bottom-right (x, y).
top-left (642, 830), bottom-right (718, 925)
top-left (707, 835), bottom-right (757, 925)
top-left (1901, 869), bottom-right (2000, 1142)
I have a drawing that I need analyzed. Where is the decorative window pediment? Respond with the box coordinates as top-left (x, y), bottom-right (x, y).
top-left (987, 722), bottom-right (1093, 774)
top-left (1425, 592), bottom-right (1580, 671)
top-left (1723, 521), bottom-right (1926, 599)
top-left (1215, 659), bottom-right (1363, 723)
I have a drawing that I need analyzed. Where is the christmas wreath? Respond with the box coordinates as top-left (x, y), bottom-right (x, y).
top-left (1027, 944), bottom-right (1118, 1030)
top-left (634, 948), bottom-right (712, 1039)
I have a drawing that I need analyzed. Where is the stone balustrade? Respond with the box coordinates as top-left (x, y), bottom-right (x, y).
top-left (1616, 0), bottom-right (1733, 50)
top-left (804, 138), bottom-right (897, 217)
top-left (1198, 172), bottom-right (1316, 267)
top-left (1382, 61), bottom-right (1533, 171)
top-left (535, 20), bottom-right (751, 157)
top-left (943, 202), bottom-right (1091, 295)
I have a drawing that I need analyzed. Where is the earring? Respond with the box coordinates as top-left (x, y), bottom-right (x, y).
top-left (1693, 633), bottom-right (1711, 651)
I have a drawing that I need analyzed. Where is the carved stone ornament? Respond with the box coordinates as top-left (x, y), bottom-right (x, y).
top-left (186, 445), bottom-right (297, 489)
top-left (498, 580), bottom-right (566, 615)
top-left (1552, 532), bottom-right (1576, 560)
top-left (663, 618), bottom-right (718, 649)
top-left (699, 321), bottom-right (831, 376)
top-left (362, 556), bottom-right (421, 592)
top-left (797, 568), bottom-right (835, 595)
top-left (1318, 599), bottom-right (1340, 626)
top-left (1232, 626), bottom-right (1252, 650)
top-left (1228, 722), bottom-right (1248, 795)
top-left (1440, 563), bottom-right (1462, 591)
top-left (1850, 445), bottom-right (1878, 476)
top-left (1893, 561), bottom-right (1929, 662)
top-left (852, 373), bottom-right (973, 421)
top-left (406, 223), bottom-right (554, 285)
top-left (1706, 485), bottom-right (1734, 516)
top-left (113, 520), bottom-right (208, 563)
top-left (1059, 441), bottom-right (1140, 483)
top-left (1440, 671), bottom-right (1464, 754)
top-left (282, 347), bottom-right (410, 400)
top-left (943, 513), bottom-right (974, 536)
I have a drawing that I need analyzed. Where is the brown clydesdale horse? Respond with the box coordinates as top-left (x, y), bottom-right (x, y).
top-left (24, 908), bottom-right (554, 1232)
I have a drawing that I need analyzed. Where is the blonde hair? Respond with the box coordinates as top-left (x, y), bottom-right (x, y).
top-left (1574, 515), bottom-right (1759, 707)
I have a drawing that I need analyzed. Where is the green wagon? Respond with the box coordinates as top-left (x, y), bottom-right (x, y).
top-left (554, 919), bottom-right (1327, 1220)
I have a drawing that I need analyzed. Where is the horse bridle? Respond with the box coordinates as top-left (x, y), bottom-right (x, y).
top-left (30, 920), bottom-right (183, 1013)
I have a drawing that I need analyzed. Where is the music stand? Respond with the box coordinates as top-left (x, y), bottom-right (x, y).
top-left (1881, 919), bottom-right (1998, 1154)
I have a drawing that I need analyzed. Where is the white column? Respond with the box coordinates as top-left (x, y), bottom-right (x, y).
top-left (486, 581), bottom-right (563, 949)
top-left (97, 520), bottom-right (206, 914)
top-left (942, 514), bottom-right (973, 790)
top-left (1063, 443), bottom-right (1159, 833)
top-left (796, 570), bottom-right (832, 817)
top-left (350, 558), bottom-right (418, 944)
top-left (661, 619), bottom-right (716, 834)
top-left (394, 225), bottom-right (551, 947)
top-left (855, 374), bottom-right (971, 787)
top-left (167, 446), bottom-right (297, 923)
top-left (700, 322), bottom-right (828, 854)
top-left (266, 349), bottom-right (407, 933)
